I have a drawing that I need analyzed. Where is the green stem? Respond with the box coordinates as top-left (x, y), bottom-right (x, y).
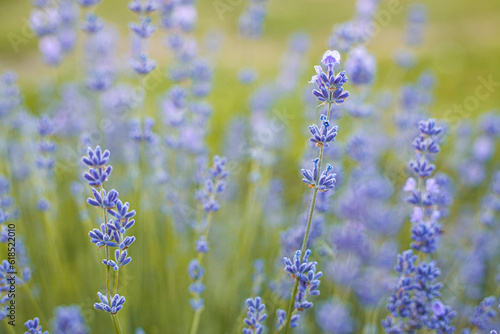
top-left (111, 314), bottom-right (122, 334)
top-left (114, 268), bottom-right (120, 295)
top-left (283, 101), bottom-right (332, 334)
top-left (190, 309), bottom-right (202, 334)
top-left (189, 211), bottom-right (214, 334)
top-left (99, 185), bottom-right (114, 332)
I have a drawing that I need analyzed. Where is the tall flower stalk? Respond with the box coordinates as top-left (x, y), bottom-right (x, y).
top-left (82, 146), bottom-right (136, 334)
top-left (188, 156), bottom-right (229, 334)
top-left (280, 50), bottom-right (349, 333)
top-left (382, 119), bottom-right (456, 333)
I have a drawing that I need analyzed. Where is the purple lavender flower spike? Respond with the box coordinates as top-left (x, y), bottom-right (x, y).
top-left (468, 296), bottom-right (497, 330)
top-left (322, 50), bottom-right (341, 67)
top-left (243, 297), bottom-right (267, 334)
top-left (281, 250), bottom-right (322, 327)
top-left (277, 309), bottom-right (299, 329)
top-left (24, 317), bottom-right (49, 334)
top-left (383, 119), bottom-right (456, 332)
top-left (308, 115), bottom-right (338, 148)
top-left (301, 159), bottom-right (336, 191)
top-left (82, 146), bottom-right (110, 168)
top-left (89, 223), bottom-right (119, 248)
top-left (94, 292), bottom-right (126, 314)
top-left (131, 54), bottom-right (157, 75)
top-left (87, 188), bottom-right (119, 209)
top-left (103, 250), bottom-right (132, 271)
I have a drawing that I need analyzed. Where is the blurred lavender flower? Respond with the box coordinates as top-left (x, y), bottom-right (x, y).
top-left (188, 154), bottom-right (229, 331)
top-left (406, 3), bottom-right (428, 47)
top-left (0, 260), bottom-right (16, 320)
top-left (84, 27), bottom-right (117, 91)
top-left (405, 120), bottom-right (446, 253)
top-left (195, 156), bottom-right (229, 212)
top-left (328, 21), bottom-right (363, 53)
top-left (276, 32), bottom-right (311, 92)
top-left (345, 47), bottom-right (376, 85)
top-left (468, 296), bottom-right (497, 331)
top-left (52, 305), bottom-right (88, 334)
top-left (239, 0), bottom-right (270, 38)
top-left (77, 0), bottom-right (101, 7)
top-left (39, 36), bottom-right (63, 66)
top-left (129, 0), bottom-right (158, 75)
top-left (30, 8), bottom-right (61, 37)
top-left (316, 299), bottom-right (354, 333)
top-left (30, 0), bottom-right (78, 65)
top-left (238, 68), bottom-right (258, 85)
top-left (0, 71), bottom-right (22, 120)
top-left (131, 54), bottom-right (157, 75)
top-left (81, 13), bottom-right (104, 34)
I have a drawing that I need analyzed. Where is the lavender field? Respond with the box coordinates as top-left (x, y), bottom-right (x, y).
top-left (1, 0), bottom-right (500, 333)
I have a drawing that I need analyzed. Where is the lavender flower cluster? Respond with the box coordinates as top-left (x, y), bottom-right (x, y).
top-left (83, 146), bottom-right (135, 330)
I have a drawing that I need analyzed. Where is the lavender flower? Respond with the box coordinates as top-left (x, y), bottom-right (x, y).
top-left (130, 17), bottom-right (156, 38)
top-left (316, 299), bottom-right (354, 334)
top-left (238, 68), bottom-right (258, 84)
top-left (129, 0), bottom-right (157, 75)
top-left (406, 3), bottom-right (428, 46)
top-left (39, 36), bottom-right (63, 66)
top-left (281, 50), bottom-right (348, 333)
top-left (0, 260), bottom-right (16, 320)
top-left (103, 249), bottom-right (132, 271)
top-left (87, 188), bottom-right (119, 209)
top-left (195, 156), bottom-right (229, 212)
top-left (308, 115), bottom-right (338, 148)
top-left (24, 317), bottom-right (49, 334)
top-left (188, 155), bottom-right (229, 333)
top-left (81, 14), bottom-right (104, 34)
top-left (277, 309), bottom-right (299, 329)
top-left (81, 147), bottom-right (135, 332)
top-left (30, 8), bottom-right (61, 37)
top-left (243, 297), bottom-right (267, 334)
top-left (383, 120), bottom-right (456, 333)
top-left (131, 54), bottom-right (157, 75)
top-left (279, 250), bottom-right (322, 330)
top-left (239, 0), bottom-right (270, 38)
top-left (76, 0), bottom-right (100, 7)
top-left (405, 119), bottom-right (446, 253)
top-left (301, 159), bottom-right (336, 191)
top-left (345, 47), bottom-right (376, 85)
top-left (309, 51), bottom-right (349, 105)
top-left (94, 292), bottom-right (126, 314)
top-left (52, 305), bottom-right (88, 334)
top-left (469, 296), bottom-right (497, 330)
top-left (188, 259), bottom-right (205, 310)
top-left (129, 0), bottom-right (158, 14)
